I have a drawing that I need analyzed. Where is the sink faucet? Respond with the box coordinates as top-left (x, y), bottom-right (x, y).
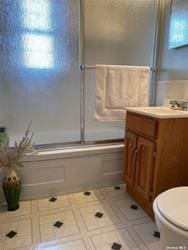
top-left (170, 100), bottom-right (188, 111)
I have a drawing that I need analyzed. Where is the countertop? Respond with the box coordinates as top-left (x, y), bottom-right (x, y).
top-left (126, 107), bottom-right (188, 119)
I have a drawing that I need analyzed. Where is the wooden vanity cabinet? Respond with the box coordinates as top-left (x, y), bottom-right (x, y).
top-left (124, 111), bottom-right (188, 218)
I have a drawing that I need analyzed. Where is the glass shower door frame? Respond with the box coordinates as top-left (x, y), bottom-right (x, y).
top-left (79, 0), bottom-right (164, 146)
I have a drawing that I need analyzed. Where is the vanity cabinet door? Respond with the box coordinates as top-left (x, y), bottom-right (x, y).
top-left (124, 131), bottom-right (137, 186)
top-left (134, 136), bottom-right (155, 202)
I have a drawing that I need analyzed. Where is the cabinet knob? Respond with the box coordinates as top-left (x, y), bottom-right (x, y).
top-left (133, 149), bottom-right (138, 160)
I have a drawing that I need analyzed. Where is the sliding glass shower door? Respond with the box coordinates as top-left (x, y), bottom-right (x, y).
top-left (0, 0), bottom-right (159, 147)
top-left (0, 0), bottom-right (81, 146)
top-left (83, 0), bottom-right (158, 141)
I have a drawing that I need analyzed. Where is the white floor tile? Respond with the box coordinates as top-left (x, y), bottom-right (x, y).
top-left (133, 221), bottom-right (160, 250)
top-left (101, 185), bottom-right (127, 199)
top-left (114, 198), bottom-right (147, 221)
top-left (73, 190), bottom-right (105, 205)
top-left (37, 195), bottom-right (71, 213)
top-left (0, 218), bottom-right (35, 250)
top-left (0, 185), bottom-right (159, 250)
top-left (14, 246), bottom-right (38, 250)
top-left (38, 239), bottom-right (87, 250)
top-left (0, 201), bottom-right (32, 221)
top-left (14, 247), bottom-right (37, 250)
top-left (90, 228), bottom-right (140, 250)
top-left (79, 202), bottom-right (121, 231)
top-left (38, 210), bottom-right (80, 243)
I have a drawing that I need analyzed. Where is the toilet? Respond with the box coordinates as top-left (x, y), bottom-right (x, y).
top-left (153, 187), bottom-right (188, 249)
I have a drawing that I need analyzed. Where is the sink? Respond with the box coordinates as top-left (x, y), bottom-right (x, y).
top-left (126, 107), bottom-right (188, 118)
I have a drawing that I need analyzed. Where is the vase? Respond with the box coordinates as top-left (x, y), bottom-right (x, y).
top-left (2, 168), bottom-right (21, 211)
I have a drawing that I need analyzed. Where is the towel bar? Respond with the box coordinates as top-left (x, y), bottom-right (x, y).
top-left (80, 64), bottom-right (156, 72)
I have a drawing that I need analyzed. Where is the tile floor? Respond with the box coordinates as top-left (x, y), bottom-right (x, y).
top-left (0, 185), bottom-right (160, 250)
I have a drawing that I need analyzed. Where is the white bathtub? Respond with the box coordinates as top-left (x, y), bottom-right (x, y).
top-left (0, 144), bottom-right (124, 201)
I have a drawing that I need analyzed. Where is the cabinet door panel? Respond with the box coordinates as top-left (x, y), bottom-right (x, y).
top-left (134, 137), bottom-right (155, 201)
top-left (124, 131), bottom-right (137, 185)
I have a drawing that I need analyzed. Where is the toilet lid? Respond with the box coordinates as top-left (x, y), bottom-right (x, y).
top-left (157, 187), bottom-right (188, 231)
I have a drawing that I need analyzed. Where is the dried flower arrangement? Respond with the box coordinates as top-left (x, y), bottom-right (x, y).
top-left (0, 122), bottom-right (34, 170)
top-left (0, 122), bottom-right (35, 211)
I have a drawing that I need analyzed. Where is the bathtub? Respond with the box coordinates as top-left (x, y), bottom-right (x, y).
top-left (0, 144), bottom-right (124, 201)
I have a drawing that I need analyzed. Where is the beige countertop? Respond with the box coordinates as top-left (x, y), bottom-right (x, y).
top-left (126, 107), bottom-right (188, 119)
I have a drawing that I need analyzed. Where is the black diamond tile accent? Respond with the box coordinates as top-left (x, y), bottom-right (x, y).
top-left (53, 221), bottom-right (63, 228)
top-left (130, 204), bottom-right (138, 210)
top-left (153, 231), bottom-right (160, 238)
top-left (6, 231), bottom-right (17, 239)
top-left (114, 186), bottom-right (121, 190)
top-left (111, 242), bottom-right (122, 249)
top-left (84, 191), bottom-right (91, 196)
top-left (95, 212), bottom-right (103, 218)
top-left (49, 197), bottom-right (57, 202)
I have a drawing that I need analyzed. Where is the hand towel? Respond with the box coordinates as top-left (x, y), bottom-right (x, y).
top-left (95, 64), bottom-right (150, 121)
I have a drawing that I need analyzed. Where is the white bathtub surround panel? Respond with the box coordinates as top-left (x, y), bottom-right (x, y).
top-left (0, 145), bottom-right (124, 201)
top-left (95, 64), bottom-right (150, 121)
top-left (156, 80), bottom-right (188, 106)
top-left (23, 144), bottom-right (124, 161)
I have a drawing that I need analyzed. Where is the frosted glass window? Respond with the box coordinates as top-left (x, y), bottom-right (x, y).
top-left (169, 0), bottom-right (188, 49)
top-left (22, 0), bottom-right (51, 31)
top-left (169, 16), bottom-right (188, 48)
top-left (23, 34), bottom-right (54, 69)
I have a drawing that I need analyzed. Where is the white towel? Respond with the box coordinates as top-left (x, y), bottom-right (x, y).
top-left (95, 64), bottom-right (150, 121)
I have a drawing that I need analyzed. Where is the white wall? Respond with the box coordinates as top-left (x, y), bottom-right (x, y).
top-left (156, 80), bottom-right (188, 106)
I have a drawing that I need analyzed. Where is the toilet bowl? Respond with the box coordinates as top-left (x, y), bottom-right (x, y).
top-left (153, 187), bottom-right (188, 249)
